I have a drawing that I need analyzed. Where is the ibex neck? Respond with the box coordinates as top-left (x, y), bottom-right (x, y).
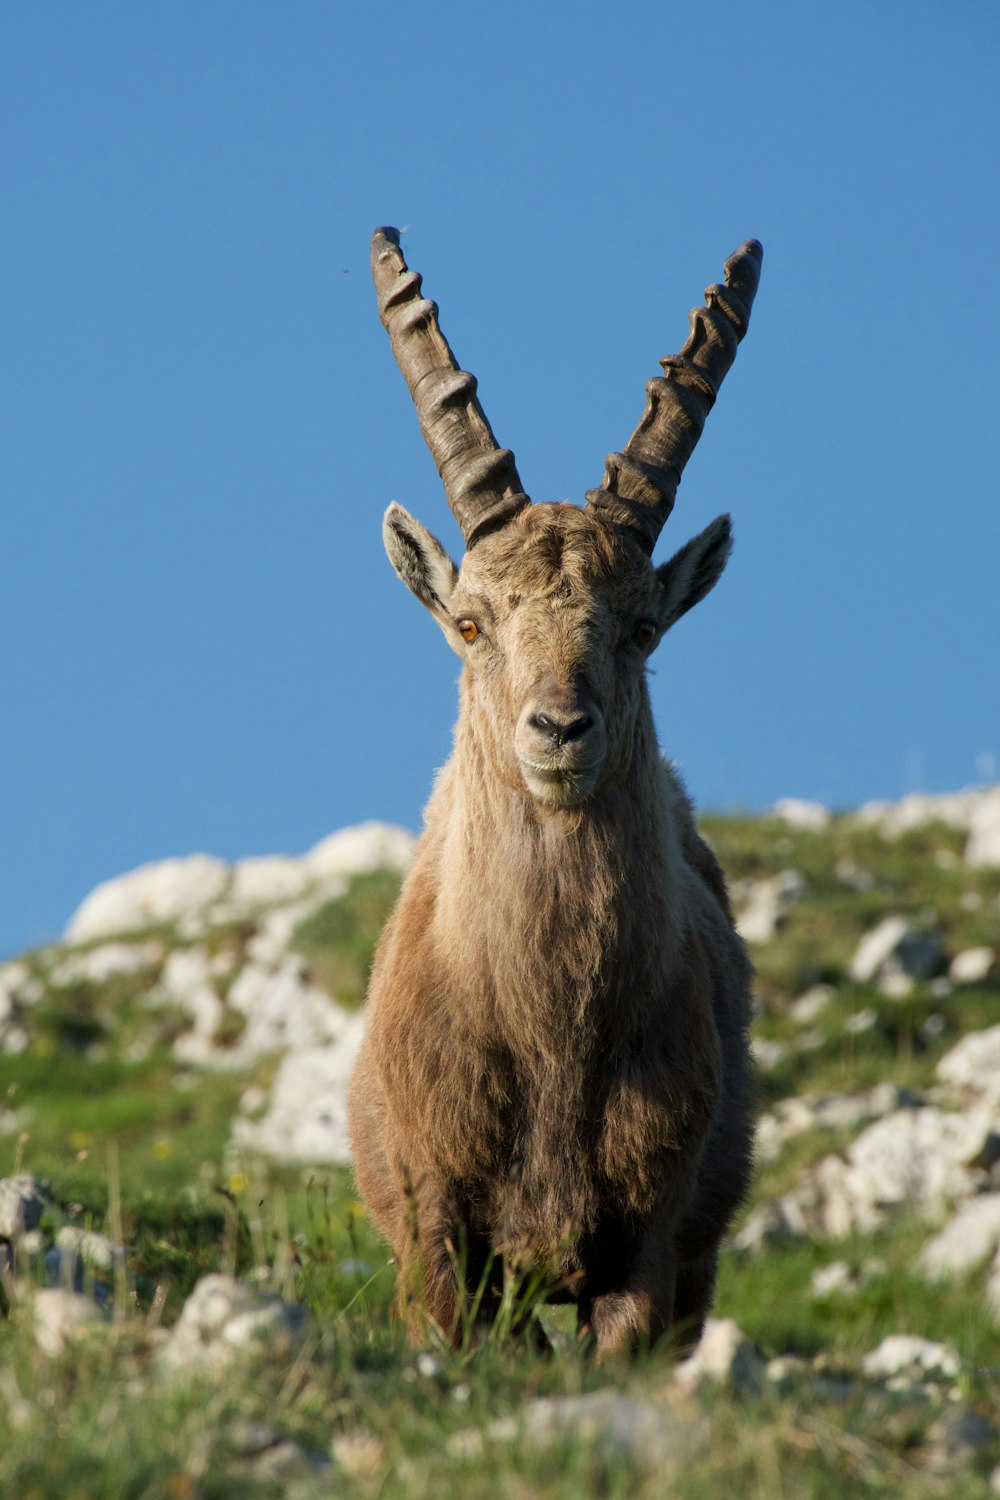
top-left (429, 706), bottom-right (682, 1041)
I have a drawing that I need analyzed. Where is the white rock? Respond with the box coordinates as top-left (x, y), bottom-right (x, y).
top-left (748, 1105), bottom-right (997, 1247)
top-left (862, 1334), bottom-right (960, 1381)
top-left (0, 1175), bottom-right (48, 1238)
top-left (0, 963), bottom-right (43, 1006)
top-left (769, 799), bottom-right (830, 831)
top-left (673, 1318), bottom-right (763, 1392)
top-left (55, 1226), bottom-right (124, 1273)
top-left (245, 897), bottom-right (328, 967)
top-left (33, 1288), bottom-right (106, 1357)
top-left (756, 1083), bottom-right (913, 1163)
top-left (835, 856), bottom-right (874, 891)
top-left (844, 1106), bottom-right (996, 1221)
top-left (966, 789), bottom-right (1000, 867)
top-left (937, 1026), bottom-right (1000, 1104)
top-left (736, 870), bottom-right (806, 944)
top-left (920, 1195), bottom-right (1000, 1281)
top-left (986, 1250), bottom-right (1000, 1320)
top-left (491, 1390), bottom-right (696, 1467)
top-left (232, 1016), bottom-right (366, 1162)
top-left (810, 1261), bottom-right (856, 1297)
top-left (848, 916), bottom-right (941, 986)
top-left (305, 823), bottom-right (414, 881)
top-left (160, 1274), bottom-right (308, 1373)
top-left (153, 949), bottom-right (223, 1043)
top-left (2, 1026), bottom-right (29, 1055)
top-left (848, 915), bottom-right (910, 983)
top-left (48, 941), bottom-right (163, 988)
top-left (229, 856), bottom-right (312, 908)
top-left (223, 957), bottom-right (349, 1063)
top-left (789, 985), bottom-right (835, 1025)
top-left (949, 947), bottom-right (995, 985)
top-left (750, 1037), bottom-right (787, 1072)
top-left (855, 788), bottom-right (989, 837)
top-left (66, 855), bottom-right (230, 942)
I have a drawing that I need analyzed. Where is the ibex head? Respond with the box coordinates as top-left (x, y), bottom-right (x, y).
top-left (371, 228), bottom-right (762, 809)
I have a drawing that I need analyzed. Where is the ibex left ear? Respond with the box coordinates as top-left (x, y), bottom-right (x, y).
top-left (655, 514), bottom-right (733, 631)
top-left (383, 502), bottom-right (459, 626)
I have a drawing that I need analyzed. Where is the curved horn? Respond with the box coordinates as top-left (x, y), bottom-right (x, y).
top-left (371, 228), bottom-right (531, 546)
top-left (587, 240), bottom-right (763, 553)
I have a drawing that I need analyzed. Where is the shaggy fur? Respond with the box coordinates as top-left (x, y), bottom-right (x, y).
top-left (349, 502), bottom-right (754, 1358)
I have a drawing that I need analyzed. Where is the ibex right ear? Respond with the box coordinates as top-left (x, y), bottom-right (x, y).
top-left (382, 503), bottom-right (459, 626)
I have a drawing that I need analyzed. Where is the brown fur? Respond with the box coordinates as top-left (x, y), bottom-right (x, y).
top-left (349, 502), bottom-right (755, 1357)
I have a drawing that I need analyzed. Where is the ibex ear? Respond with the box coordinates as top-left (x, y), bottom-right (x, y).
top-left (655, 514), bottom-right (733, 631)
top-left (383, 502), bottom-right (459, 626)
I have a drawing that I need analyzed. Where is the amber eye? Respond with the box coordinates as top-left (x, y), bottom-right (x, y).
top-left (633, 621), bottom-right (656, 647)
top-left (457, 619), bottom-right (480, 644)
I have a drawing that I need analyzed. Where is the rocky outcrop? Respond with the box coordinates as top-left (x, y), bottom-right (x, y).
top-left (65, 822), bottom-right (414, 943)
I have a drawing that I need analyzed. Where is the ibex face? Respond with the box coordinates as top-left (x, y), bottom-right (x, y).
top-left (384, 498), bottom-right (733, 807)
top-left (372, 227), bottom-right (761, 808)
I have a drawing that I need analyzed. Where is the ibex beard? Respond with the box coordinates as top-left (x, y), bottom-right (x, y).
top-left (348, 228), bottom-right (761, 1359)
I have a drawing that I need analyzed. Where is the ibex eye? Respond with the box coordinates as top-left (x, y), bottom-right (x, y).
top-left (633, 622), bottom-right (656, 647)
top-left (457, 619), bottom-right (480, 643)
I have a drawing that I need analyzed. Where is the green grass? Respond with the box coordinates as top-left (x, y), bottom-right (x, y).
top-left (2, 826), bottom-right (1000, 1496)
top-left (291, 868), bottom-right (403, 1008)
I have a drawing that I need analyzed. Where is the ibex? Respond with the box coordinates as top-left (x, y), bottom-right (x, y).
top-left (349, 227), bottom-right (761, 1358)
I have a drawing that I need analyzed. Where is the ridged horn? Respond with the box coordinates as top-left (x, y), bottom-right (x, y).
top-left (586, 240), bottom-right (763, 552)
top-left (371, 227), bottom-right (531, 546)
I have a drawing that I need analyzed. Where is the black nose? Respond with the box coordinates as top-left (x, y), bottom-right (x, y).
top-left (530, 710), bottom-right (594, 748)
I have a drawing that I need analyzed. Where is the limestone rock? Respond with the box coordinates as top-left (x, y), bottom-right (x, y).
top-left (160, 1274), bottom-right (309, 1373)
top-left (861, 1334), bottom-right (960, 1382)
top-left (151, 948), bottom-right (223, 1045)
top-left (810, 1258), bottom-right (885, 1297)
top-left (0, 962), bottom-right (43, 1006)
top-left (55, 1225), bottom-right (124, 1273)
top-left (305, 823), bottom-right (414, 881)
top-left (756, 1083), bottom-right (916, 1163)
top-left (33, 1288), bottom-right (107, 1357)
top-left (736, 869), bottom-right (806, 944)
top-left (742, 1105), bottom-right (997, 1246)
top-left (919, 1194), bottom-right (1000, 1281)
top-left (789, 984), bottom-right (835, 1025)
top-left (751, 1037), bottom-right (787, 1073)
top-left (966, 788), bottom-right (1000, 867)
top-left (855, 788), bottom-right (990, 837)
top-left (48, 941), bottom-right (163, 988)
top-left (490, 1390), bottom-right (700, 1467)
top-left (66, 855), bottom-right (230, 942)
top-left (769, 798), bottom-right (830, 831)
top-left (226, 956), bottom-right (346, 1055)
top-left (231, 1016), bottom-right (365, 1162)
top-left (0, 1174), bottom-right (48, 1239)
top-left (949, 947), bottom-right (995, 985)
top-left (229, 856), bottom-right (312, 908)
top-left (848, 915), bottom-right (942, 990)
top-left (937, 1025), bottom-right (1000, 1105)
top-left (673, 1318), bottom-right (763, 1393)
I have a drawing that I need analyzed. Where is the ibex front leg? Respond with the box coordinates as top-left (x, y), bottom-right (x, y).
top-left (578, 1231), bottom-right (678, 1361)
top-left (395, 1172), bottom-right (467, 1346)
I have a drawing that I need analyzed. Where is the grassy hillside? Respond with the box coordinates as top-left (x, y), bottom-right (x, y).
top-left (1, 806), bottom-right (999, 1497)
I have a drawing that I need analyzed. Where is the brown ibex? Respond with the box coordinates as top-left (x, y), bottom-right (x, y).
top-left (349, 227), bottom-right (761, 1358)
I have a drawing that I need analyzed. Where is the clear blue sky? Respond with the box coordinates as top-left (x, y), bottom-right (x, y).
top-left (2, 2), bottom-right (998, 958)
